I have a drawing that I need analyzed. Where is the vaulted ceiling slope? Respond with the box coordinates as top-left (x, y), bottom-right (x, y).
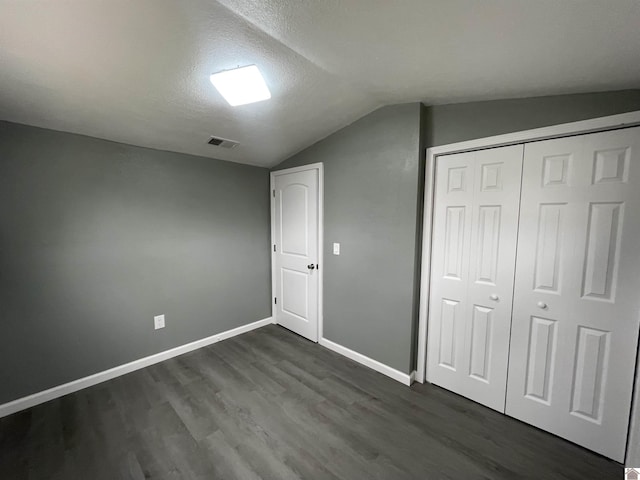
top-left (1, 0), bottom-right (640, 167)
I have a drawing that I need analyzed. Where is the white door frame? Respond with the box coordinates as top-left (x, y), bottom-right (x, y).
top-left (415, 110), bottom-right (640, 461)
top-left (270, 162), bottom-right (324, 341)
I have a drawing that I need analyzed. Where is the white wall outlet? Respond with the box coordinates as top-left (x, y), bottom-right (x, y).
top-left (154, 314), bottom-right (165, 330)
top-left (333, 242), bottom-right (340, 255)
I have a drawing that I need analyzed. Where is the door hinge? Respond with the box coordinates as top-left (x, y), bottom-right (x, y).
top-left (273, 244), bottom-right (276, 252)
top-left (273, 190), bottom-right (275, 197)
top-left (274, 297), bottom-right (277, 304)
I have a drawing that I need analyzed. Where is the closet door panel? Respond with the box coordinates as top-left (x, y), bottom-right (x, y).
top-left (463, 147), bottom-right (524, 410)
top-left (428, 152), bottom-right (474, 386)
top-left (427, 145), bottom-right (523, 412)
top-left (506, 127), bottom-right (640, 462)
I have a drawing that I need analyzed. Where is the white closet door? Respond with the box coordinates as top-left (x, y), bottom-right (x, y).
top-left (506, 127), bottom-right (640, 462)
top-left (427, 145), bottom-right (523, 411)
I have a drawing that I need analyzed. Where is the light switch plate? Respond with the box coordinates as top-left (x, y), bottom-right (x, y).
top-left (333, 243), bottom-right (340, 255)
top-left (154, 314), bottom-right (165, 330)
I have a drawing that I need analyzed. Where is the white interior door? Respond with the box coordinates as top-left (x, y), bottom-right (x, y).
top-left (272, 167), bottom-right (320, 342)
top-left (427, 145), bottom-right (523, 411)
top-left (506, 127), bottom-right (640, 462)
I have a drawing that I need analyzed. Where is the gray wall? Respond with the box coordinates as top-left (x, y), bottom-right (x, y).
top-left (273, 90), bottom-right (640, 377)
top-left (4, 89), bottom-right (639, 404)
top-left (424, 89), bottom-right (640, 147)
top-left (274, 104), bottom-right (423, 374)
top-left (0, 121), bottom-right (271, 405)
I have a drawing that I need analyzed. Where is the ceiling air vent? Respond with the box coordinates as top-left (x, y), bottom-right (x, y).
top-left (207, 136), bottom-right (239, 149)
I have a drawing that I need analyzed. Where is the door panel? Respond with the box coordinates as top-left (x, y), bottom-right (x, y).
top-left (444, 206), bottom-right (467, 280)
top-left (427, 145), bottom-right (524, 412)
top-left (281, 184), bottom-right (309, 256)
top-left (524, 316), bottom-right (557, 404)
top-left (429, 153), bottom-right (474, 382)
top-left (274, 169), bottom-right (319, 342)
top-left (506, 127), bottom-right (640, 462)
top-left (533, 203), bottom-right (565, 293)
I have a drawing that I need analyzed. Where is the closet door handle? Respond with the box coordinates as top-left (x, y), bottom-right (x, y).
top-left (537, 301), bottom-right (548, 309)
top-left (489, 294), bottom-right (499, 301)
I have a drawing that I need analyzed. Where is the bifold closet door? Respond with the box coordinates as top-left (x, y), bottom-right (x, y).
top-left (505, 127), bottom-right (640, 462)
top-left (427, 145), bottom-right (523, 412)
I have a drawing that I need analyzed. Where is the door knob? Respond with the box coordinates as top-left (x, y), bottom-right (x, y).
top-left (489, 294), bottom-right (499, 301)
top-left (307, 264), bottom-right (315, 270)
top-left (537, 301), bottom-right (547, 309)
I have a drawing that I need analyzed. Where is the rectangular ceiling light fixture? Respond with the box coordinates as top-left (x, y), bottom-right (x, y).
top-left (210, 65), bottom-right (271, 106)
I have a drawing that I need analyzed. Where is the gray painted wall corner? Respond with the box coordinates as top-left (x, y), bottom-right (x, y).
top-left (274, 90), bottom-right (640, 376)
top-left (274, 103), bottom-right (423, 374)
top-left (0, 121), bottom-right (272, 404)
top-left (409, 103), bottom-right (428, 372)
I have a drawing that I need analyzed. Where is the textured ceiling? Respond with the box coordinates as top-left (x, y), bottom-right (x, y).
top-left (1, 0), bottom-right (640, 167)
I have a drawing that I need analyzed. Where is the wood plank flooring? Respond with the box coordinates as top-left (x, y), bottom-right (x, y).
top-left (0, 325), bottom-right (622, 479)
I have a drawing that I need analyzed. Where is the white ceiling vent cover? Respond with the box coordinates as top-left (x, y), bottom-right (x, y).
top-left (207, 136), bottom-right (239, 149)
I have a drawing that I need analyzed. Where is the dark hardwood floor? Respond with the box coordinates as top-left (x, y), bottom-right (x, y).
top-left (0, 325), bottom-right (622, 479)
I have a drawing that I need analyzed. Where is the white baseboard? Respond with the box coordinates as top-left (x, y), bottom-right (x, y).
top-left (319, 337), bottom-right (414, 386)
top-left (0, 317), bottom-right (273, 419)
